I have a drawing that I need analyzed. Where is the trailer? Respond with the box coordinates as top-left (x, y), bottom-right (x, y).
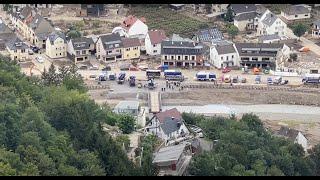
top-left (196, 71), bottom-right (216, 81)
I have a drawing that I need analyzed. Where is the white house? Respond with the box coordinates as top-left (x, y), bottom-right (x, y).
top-left (121, 15), bottom-right (148, 40)
top-left (209, 41), bottom-right (239, 69)
top-left (45, 31), bottom-right (67, 59)
top-left (257, 12), bottom-right (287, 37)
top-left (145, 29), bottom-right (167, 56)
top-left (312, 20), bottom-right (320, 38)
top-left (146, 108), bottom-right (189, 143)
top-left (278, 126), bottom-right (308, 152)
top-left (281, 4), bottom-right (311, 21)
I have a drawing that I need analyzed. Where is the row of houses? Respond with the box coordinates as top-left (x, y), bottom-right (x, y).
top-left (209, 40), bottom-right (291, 69)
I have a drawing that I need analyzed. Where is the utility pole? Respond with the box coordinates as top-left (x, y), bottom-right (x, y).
top-left (140, 147), bottom-right (144, 167)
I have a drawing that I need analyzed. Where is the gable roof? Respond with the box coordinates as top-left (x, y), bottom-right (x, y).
top-left (278, 126), bottom-right (300, 141)
top-left (258, 34), bottom-right (281, 41)
top-left (152, 142), bottom-right (187, 163)
top-left (29, 14), bottom-right (55, 36)
top-left (0, 20), bottom-right (13, 34)
top-left (122, 15), bottom-right (146, 30)
top-left (262, 12), bottom-right (278, 26)
top-left (122, 37), bottom-right (141, 48)
top-left (148, 30), bottom-right (167, 45)
top-left (6, 37), bottom-right (28, 50)
top-left (282, 5), bottom-right (310, 15)
top-left (47, 31), bottom-right (66, 45)
top-left (195, 27), bottom-right (224, 42)
top-left (313, 20), bottom-right (320, 28)
top-left (71, 37), bottom-right (94, 50)
top-left (230, 4), bottom-right (257, 14)
top-left (155, 108), bottom-right (182, 123)
top-left (99, 33), bottom-right (123, 50)
top-left (215, 44), bottom-right (237, 55)
top-left (114, 101), bottom-right (139, 110)
top-left (234, 11), bottom-right (257, 21)
top-left (16, 6), bottom-right (33, 21)
top-left (160, 117), bottom-right (183, 135)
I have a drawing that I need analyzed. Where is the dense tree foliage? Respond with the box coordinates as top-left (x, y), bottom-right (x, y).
top-left (187, 113), bottom-right (319, 176)
top-left (227, 25), bottom-right (239, 40)
top-left (292, 23), bottom-right (308, 40)
top-left (0, 55), bottom-right (143, 176)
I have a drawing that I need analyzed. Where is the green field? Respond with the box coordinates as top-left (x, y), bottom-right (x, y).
top-left (128, 5), bottom-right (211, 38)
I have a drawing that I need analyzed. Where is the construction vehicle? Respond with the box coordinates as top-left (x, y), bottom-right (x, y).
top-left (145, 78), bottom-right (156, 89)
top-left (117, 72), bottom-right (126, 84)
top-left (129, 76), bottom-right (136, 87)
top-left (196, 71), bottom-right (216, 81)
top-left (164, 70), bottom-right (184, 82)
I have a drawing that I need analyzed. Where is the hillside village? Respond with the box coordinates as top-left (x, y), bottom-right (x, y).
top-left (1, 4), bottom-right (320, 176)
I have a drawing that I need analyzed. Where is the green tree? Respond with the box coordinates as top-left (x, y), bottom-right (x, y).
top-left (66, 30), bottom-right (81, 39)
top-left (292, 23), bottom-right (308, 40)
top-left (116, 135), bottom-right (131, 151)
top-left (75, 21), bottom-right (85, 31)
top-left (0, 162), bottom-right (16, 176)
top-left (224, 8), bottom-right (234, 22)
top-left (227, 25), bottom-right (239, 41)
top-left (117, 114), bottom-right (135, 134)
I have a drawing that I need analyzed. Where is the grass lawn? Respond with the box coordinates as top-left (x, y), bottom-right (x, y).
top-left (128, 5), bottom-right (212, 38)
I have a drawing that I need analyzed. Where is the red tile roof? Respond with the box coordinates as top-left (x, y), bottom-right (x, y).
top-left (148, 29), bottom-right (167, 45)
top-left (122, 15), bottom-right (146, 30)
top-left (122, 37), bottom-right (141, 48)
top-left (156, 108), bottom-right (182, 123)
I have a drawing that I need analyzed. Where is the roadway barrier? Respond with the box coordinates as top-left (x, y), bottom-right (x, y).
top-left (181, 83), bottom-right (320, 93)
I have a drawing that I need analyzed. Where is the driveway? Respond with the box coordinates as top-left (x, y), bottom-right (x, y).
top-left (286, 27), bottom-right (320, 56)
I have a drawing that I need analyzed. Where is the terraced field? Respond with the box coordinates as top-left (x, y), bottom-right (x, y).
top-left (128, 5), bottom-right (211, 38)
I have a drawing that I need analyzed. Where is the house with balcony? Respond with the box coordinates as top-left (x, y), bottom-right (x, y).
top-left (122, 37), bottom-right (141, 60)
top-left (209, 41), bottom-right (239, 69)
top-left (231, 4), bottom-right (267, 32)
top-left (312, 20), bottom-right (320, 38)
top-left (161, 35), bottom-right (204, 68)
top-left (67, 37), bottom-right (94, 63)
top-left (146, 108), bottom-right (190, 143)
top-left (45, 31), bottom-right (67, 59)
top-left (6, 37), bottom-right (29, 61)
top-left (235, 43), bottom-right (290, 70)
top-left (281, 4), bottom-right (311, 21)
top-left (96, 33), bottom-right (123, 62)
top-left (256, 11), bottom-right (287, 37)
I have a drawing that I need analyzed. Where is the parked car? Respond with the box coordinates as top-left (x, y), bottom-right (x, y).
top-left (89, 65), bottom-right (99, 70)
top-left (139, 65), bottom-right (148, 71)
top-left (102, 66), bottom-right (111, 71)
top-left (255, 75), bottom-right (261, 84)
top-left (267, 77), bottom-right (273, 85)
top-left (35, 56), bottom-right (44, 63)
top-left (79, 65), bottom-right (88, 70)
top-left (120, 64), bottom-right (130, 71)
top-left (89, 75), bottom-right (97, 78)
top-left (240, 77), bottom-right (247, 83)
top-left (222, 67), bottom-right (231, 73)
top-left (224, 75), bottom-right (231, 83)
top-left (28, 49), bottom-right (34, 55)
top-left (31, 45), bottom-right (40, 53)
top-left (232, 76), bottom-right (238, 83)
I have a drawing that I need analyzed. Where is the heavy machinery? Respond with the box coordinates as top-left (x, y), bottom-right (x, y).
top-left (129, 76), bottom-right (136, 87)
top-left (136, 78), bottom-right (156, 89)
top-left (117, 72), bottom-right (126, 84)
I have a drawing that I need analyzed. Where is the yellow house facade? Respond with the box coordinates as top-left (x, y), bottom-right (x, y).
top-left (46, 32), bottom-right (67, 59)
top-left (122, 37), bottom-right (141, 60)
